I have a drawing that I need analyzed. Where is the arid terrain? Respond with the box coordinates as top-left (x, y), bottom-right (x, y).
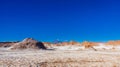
top-left (1, 38), bottom-right (120, 67)
top-left (0, 48), bottom-right (120, 67)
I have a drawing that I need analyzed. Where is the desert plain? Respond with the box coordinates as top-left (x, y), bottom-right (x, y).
top-left (0, 38), bottom-right (120, 67)
top-left (0, 48), bottom-right (120, 67)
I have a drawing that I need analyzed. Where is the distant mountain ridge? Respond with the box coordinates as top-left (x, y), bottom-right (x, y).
top-left (1, 38), bottom-right (120, 50)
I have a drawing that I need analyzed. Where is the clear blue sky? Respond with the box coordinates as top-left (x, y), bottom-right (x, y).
top-left (0, 0), bottom-right (120, 42)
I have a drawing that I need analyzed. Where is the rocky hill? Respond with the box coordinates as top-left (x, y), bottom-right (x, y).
top-left (10, 38), bottom-right (46, 50)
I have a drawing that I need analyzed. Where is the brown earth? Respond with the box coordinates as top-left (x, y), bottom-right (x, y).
top-left (105, 40), bottom-right (120, 46)
top-left (81, 41), bottom-right (98, 48)
top-left (0, 42), bottom-right (17, 47)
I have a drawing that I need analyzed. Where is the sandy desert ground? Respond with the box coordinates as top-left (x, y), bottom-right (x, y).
top-left (0, 48), bottom-right (120, 67)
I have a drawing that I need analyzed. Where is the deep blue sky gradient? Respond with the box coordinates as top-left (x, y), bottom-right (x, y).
top-left (0, 0), bottom-right (120, 42)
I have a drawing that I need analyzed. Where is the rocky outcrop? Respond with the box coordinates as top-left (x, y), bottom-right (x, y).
top-left (81, 41), bottom-right (98, 48)
top-left (69, 41), bottom-right (81, 45)
top-left (105, 40), bottom-right (120, 46)
top-left (53, 41), bottom-right (81, 46)
top-left (10, 38), bottom-right (46, 50)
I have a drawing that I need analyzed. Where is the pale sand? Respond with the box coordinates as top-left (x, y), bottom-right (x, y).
top-left (0, 48), bottom-right (120, 67)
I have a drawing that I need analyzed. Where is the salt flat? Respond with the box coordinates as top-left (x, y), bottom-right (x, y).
top-left (0, 48), bottom-right (120, 67)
